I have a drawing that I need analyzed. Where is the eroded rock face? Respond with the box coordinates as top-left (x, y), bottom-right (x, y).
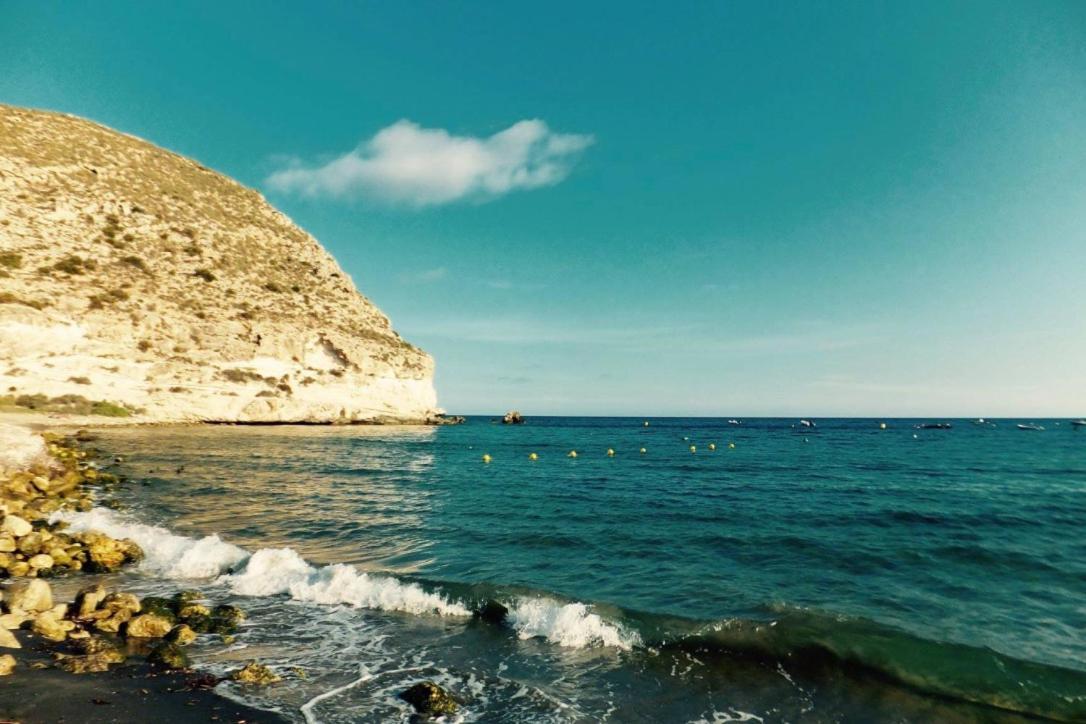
top-left (0, 104), bottom-right (440, 424)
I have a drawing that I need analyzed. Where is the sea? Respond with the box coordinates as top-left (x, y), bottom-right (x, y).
top-left (57, 417), bottom-right (1086, 722)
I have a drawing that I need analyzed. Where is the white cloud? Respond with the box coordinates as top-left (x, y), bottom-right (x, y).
top-left (399, 267), bottom-right (447, 284)
top-left (266, 119), bottom-right (593, 206)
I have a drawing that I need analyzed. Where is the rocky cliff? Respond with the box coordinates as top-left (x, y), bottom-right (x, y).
top-left (0, 104), bottom-right (439, 423)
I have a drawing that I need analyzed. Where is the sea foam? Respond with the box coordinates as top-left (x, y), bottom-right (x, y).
top-left (55, 507), bottom-right (641, 648)
top-left (508, 598), bottom-right (641, 650)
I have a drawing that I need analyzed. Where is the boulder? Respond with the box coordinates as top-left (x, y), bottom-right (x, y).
top-left (0, 515), bottom-right (32, 537)
top-left (28, 553), bottom-right (53, 571)
top-left (0, 627), bottom-right (19, 649)
top-left (399, 681), bottom-right (459, 716)
top-left (55, 649), bottom-right (125, 674)
top-left (146, 641), bottom-right (189, 669)
top-left (0, 654), bottom-right (14, 676)
top-left (502, 410), bottom-right (525, 425)
top-left (0, 534), bottom-right (15, 553)
top-left (16, 532), bottom-right (44, 556)
top-left (138, 596), bottom-right (177, 622)
top-left (177, 602), bottom-right (210, 620)
top-left (5, 579), bottom-right (53, 613)
top-left (474, 599), bottom-right (509, 625)
top-left (211, 604), bottom-right (246, 626)
top-left (125, 613), bottom-right (173, 638)
top-left (73, 583), bottom-right (107, 617)
top-left (231, 662), bottom-right (281, 685)
top-left (32, 611), bottom-right (74, 641)
top-left (165, 623), bottom-right (197, 645)
top-left (99, 592), bottom-right (140, 615)
top-left (0, 613), bottom-right (28, 630)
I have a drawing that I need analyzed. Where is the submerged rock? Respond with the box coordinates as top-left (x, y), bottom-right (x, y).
top-left (231, 661), bottom-right (281, 685)
top-left (399, 681), bottom-right (460, 716)
top-left (55, 649), bottom-right (125, 674)
top-left (475, 599), bottom-right (509, 625)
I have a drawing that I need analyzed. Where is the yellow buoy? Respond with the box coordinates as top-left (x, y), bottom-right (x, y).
top-left (606, 448), bottom-right (616, 457)
top-left (689, 445), bottom-right (696, 453)
top-left (639, 447), bottom-right (647, 454)
top-left (482, 454), bottom-right (492, 463)
top-left (728, 442), bottom-right (736, 449)
top-left (568, 450), bottom-right (578, 458)
top-left (879, 422), bottom-right (887, 430)
top-left (529, 452), bottom-right (538, 461)
top-left (708, 443), bottom-right (716, 451)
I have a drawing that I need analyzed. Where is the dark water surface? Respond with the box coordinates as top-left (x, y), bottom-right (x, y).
top-left (75, 418), bottom-right (1086, 722)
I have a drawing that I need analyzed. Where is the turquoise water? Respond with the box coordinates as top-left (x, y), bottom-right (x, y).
top-left (81, 418), bottom-right (1086, 722)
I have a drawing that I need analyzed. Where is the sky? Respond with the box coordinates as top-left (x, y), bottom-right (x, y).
top-left (2, 1), bottom-right (1085, 416)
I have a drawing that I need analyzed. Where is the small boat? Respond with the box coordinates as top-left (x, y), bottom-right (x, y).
top-left (1071, 420), bottom-right (1086, 428)
top-left (916, 423), bottom-right (952, 430)
top-left (1017, 423), bottom-right (1045, 431)
top-left (727, 419), bottom-right (742, 426)
top-left (971, 418), bottom-right (986, 425)
top-left (799, 419), bottom-right (816, 428)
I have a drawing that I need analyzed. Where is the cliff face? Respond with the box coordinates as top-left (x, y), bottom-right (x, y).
top-left (0, 104), bottom-right (439, 423)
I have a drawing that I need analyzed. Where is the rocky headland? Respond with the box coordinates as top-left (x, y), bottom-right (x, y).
top-left (0, 103), bottom-right (443, 424)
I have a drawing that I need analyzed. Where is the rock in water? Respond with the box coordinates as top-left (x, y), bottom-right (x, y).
top-left (146, 641), bottom-right (189, 669)
top-left (125, 613), bottom-right (173, 638)
top-left (475, 599), bottom-right (509, 625)
top-left (0, 104), bottom-right (440, 424)
top-left (502, 410), bottom-right (525, 424)
top-left (231, 662), bottom-right (281, 685)
top-left (165, 624), bottom-right (197, 645)
top-left (399, 681), bottom-right (460, 716)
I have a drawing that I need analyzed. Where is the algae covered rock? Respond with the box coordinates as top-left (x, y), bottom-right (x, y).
top-left (55, 649), bottom-right (126, 674)
top-left (146, 641), bottom-right (189, 669)
top-left (165, 623), bottom-right (197, 645)
top-left (231, 661), bottom-right (281, 685)
top-left (138, 596), bottom-right (177, 622)
top-left (399, 680), bottom-right (460, 716)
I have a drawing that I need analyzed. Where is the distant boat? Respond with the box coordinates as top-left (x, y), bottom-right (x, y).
top-left (1017, 423), bottom-right (1045, 431)
top-left (971, 418), bottom-right (986, 425)
top-left (799, 419), bottom-right (816, 428)
top-left (1071, 420), bottom-right (1086, 428)
top-left (728, 419), bottom-right (742, 426)
top-left (916, 423), bottom-right (952, 430)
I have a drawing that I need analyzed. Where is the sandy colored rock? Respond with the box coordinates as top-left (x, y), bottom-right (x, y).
top-left (0, 103), bottom-right (440, 424)
top-left (32, 610), bottom-right (74, 641)
top-left (0, 533), bottom-right (15, 552)
top-left (231, 662), bottom-right (281, 685)
top-left (0, 653), bottom-right (14, 675)
top-left (125, 613), bottom-right (173, 638)
top-left (5, 578), bottom-right (53, 613)
top-left (0, 626), bottom-right (20, 649)
top-left (28, 553), bottom-right (54, 570)
top-left (72, 583), bottom-right (106, 617)
top-left (99, 591), bottom-right (141, 614)
top-left (0, 613), bottom-right (27, 630)
top-left (0, 515), bottom-right (32, 538)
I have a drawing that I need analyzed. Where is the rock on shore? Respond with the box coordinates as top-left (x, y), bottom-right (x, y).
top-left (0, 104), bottom-right (441, 424)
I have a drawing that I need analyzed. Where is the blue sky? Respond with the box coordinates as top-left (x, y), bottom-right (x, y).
top-left (3, 1), bottom-right (1085, 416)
